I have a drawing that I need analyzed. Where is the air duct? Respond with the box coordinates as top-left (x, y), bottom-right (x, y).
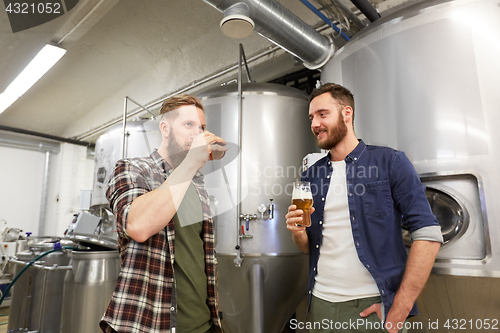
top-left (220, 3), bottom-right (255, 38)
top-left (202, 0), bottom-right (334, 69)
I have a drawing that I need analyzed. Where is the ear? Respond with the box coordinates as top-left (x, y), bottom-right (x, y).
top-left (159, 120), bottom-right (170, 138)
top-left (343, 106), bottom-right (354, 123)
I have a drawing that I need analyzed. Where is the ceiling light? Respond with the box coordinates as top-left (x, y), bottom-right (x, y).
top-left (0, 44), bottom-right (66, 115)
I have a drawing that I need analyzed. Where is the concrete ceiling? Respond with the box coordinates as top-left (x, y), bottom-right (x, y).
top-left (0, 0), bottom-right (409, 143)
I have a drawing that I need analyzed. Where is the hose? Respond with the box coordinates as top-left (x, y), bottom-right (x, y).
top-left (0, 243), bottom-right (78, 306)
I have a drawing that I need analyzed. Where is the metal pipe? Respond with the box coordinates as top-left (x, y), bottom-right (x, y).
top-left (202, 0), bottom-right (333, 68)
top-left (249, 263), bottom-right (264, 333)
top-left (0, 131), bottom-right (60, 153)
top-left (126, 96), bottom-right (158, 117)
top-left (240, 44), bottom-right (253, 82)
top-left (350, 0), bottom-right (381, 22)
top-left (75, 22), bottom-right (337, 142)
top-left (122, 97), bottom-right (128, 159)
top-left (298, 0), bottom-right (350, 41)
top-left (38, 151), bottom-right (51, 236)
top-left (235, 44), bottom-right (244, 267)
top-left (9, 259), bottom-right (73, 271)
top-left (0, 124), bottom-right (94, 148)
top-left (38, 266), bottom-right (48, 330)
top-left (76, 45), bottom-right (281, 141)
top-left (329, 0), bottom-right (366, 30)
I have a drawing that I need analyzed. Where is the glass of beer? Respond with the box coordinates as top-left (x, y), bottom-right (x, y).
top-left (292, 181), bottom-right (313, 227)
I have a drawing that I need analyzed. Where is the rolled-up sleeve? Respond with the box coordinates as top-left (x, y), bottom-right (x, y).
top-left (411, 225), bottom-right (444, 243)
top-left (106, 160), bottom-right (149, 239)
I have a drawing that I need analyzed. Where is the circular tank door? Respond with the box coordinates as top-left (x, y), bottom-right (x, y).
top-left (403, 187), bottom-right (469, 246)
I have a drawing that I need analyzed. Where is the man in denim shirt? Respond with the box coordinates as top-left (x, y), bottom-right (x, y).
top-left (286, 83), bottom-right (443, 333)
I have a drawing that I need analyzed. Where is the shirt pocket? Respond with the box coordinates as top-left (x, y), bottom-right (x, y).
top-left (362, 180), bottom-right (393, 218)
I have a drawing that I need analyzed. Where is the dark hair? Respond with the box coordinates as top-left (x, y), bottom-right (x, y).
top-left (159, 94), bottom-right (204, 123)
top-left (309, 83), bottom-right (355, 121)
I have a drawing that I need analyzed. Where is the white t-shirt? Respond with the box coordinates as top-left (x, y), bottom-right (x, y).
top-left (312, 160), bottom-right (380, 303)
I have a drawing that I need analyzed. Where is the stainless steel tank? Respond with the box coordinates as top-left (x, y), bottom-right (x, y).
top-left (92, 118), bottom-right (162, 206)
top-left (60, 250), bottom-right (120, 333)
top-left (198, 83), bottom-right (318, 333)
top-left (320, 0), bottom-right (500, 329)
top-left (7, 237), bottom-right (119, 333)
top-left (8, 238), bottom-right (73, 333)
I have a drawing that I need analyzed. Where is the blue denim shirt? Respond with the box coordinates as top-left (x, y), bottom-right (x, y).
top-left (302, 140), bottom-right (439, 317)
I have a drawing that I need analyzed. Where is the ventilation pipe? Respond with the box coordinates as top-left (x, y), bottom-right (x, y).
top-left (203, 0), bottom-right (334, 69)
top-left (220, 3), bottom-right (255, 38)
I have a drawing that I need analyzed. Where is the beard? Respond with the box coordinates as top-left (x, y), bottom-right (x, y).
top-left (167, 133), bottom-right (190, 168)
top-left (315, 111), bottom-right (348, 150)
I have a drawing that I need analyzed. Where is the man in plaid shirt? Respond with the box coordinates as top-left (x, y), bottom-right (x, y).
top-left (100, 95), bottom-right (227, 333)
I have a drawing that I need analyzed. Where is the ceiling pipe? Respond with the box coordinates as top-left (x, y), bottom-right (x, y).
top-left (298, 0), bottom-right (350, 41)
top-left (326, 0), bottom-right (366, 31)
top-left (76, 24), bottom-right (339, 142)
top-left (350, 0), bottom-right (381, 22)
top-left (0, 124), bottom-right (95, 148)
top-left (76, 45), bottom-right (283, 141)
top-left (202, 0), bottom-right (334, 69)
top-left (0, 131), bottom-right (61, 153)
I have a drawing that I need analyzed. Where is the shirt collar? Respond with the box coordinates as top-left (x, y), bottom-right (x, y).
top-left (325, 139), bottom-right (366, 164)
top-left (151, 149), bottom-right (173, 176)
top-left (346, 139), bottom-right (366, 162)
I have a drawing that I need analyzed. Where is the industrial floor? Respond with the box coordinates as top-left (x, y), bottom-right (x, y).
top-left (0, 306), bottom-right (9, 333)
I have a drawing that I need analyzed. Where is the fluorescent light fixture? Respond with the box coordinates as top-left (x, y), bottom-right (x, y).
top-left (0, 44), bottom-right (66, 115)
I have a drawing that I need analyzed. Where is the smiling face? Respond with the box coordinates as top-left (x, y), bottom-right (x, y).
top-left (161, 104), bottom-right (206, 167)
top-left (309, 92), bottom-right (348, 150)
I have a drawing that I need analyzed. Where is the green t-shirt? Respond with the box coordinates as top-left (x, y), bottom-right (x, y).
top-left (174, 182), bottom-right (212, 333)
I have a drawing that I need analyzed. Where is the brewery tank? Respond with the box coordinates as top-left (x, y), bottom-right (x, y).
top-left (198, 83), bottom-right (317, 333)
top-left (89, 83), bottom-right (317, 332)
top-left (92, 118), bottom-right (162, 206)
top-left (8, 238), bottom-right (72, 332)
top-left (60, 250), bottom-right (120, 332)
top-left (320, 0), bottom-right (500, 327)
top-left (7, 237), bottom-right (120, 333)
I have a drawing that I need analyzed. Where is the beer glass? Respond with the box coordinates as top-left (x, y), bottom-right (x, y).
top-left (292, 181), bottom-right (313, 227)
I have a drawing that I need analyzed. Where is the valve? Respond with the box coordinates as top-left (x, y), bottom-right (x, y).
top-left (234, 257), bottom-right (243, 267)
top-left (239, 214), bottom-right (257, 231)
top-left (268, 199), bottom-right (275, 220)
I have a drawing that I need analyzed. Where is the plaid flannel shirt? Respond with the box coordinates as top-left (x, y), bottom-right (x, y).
top-left (100, 149), bottom-right (222, 333)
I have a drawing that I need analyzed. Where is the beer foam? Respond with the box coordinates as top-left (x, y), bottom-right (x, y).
top-left (292, 188), bottom-right (313, 200)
